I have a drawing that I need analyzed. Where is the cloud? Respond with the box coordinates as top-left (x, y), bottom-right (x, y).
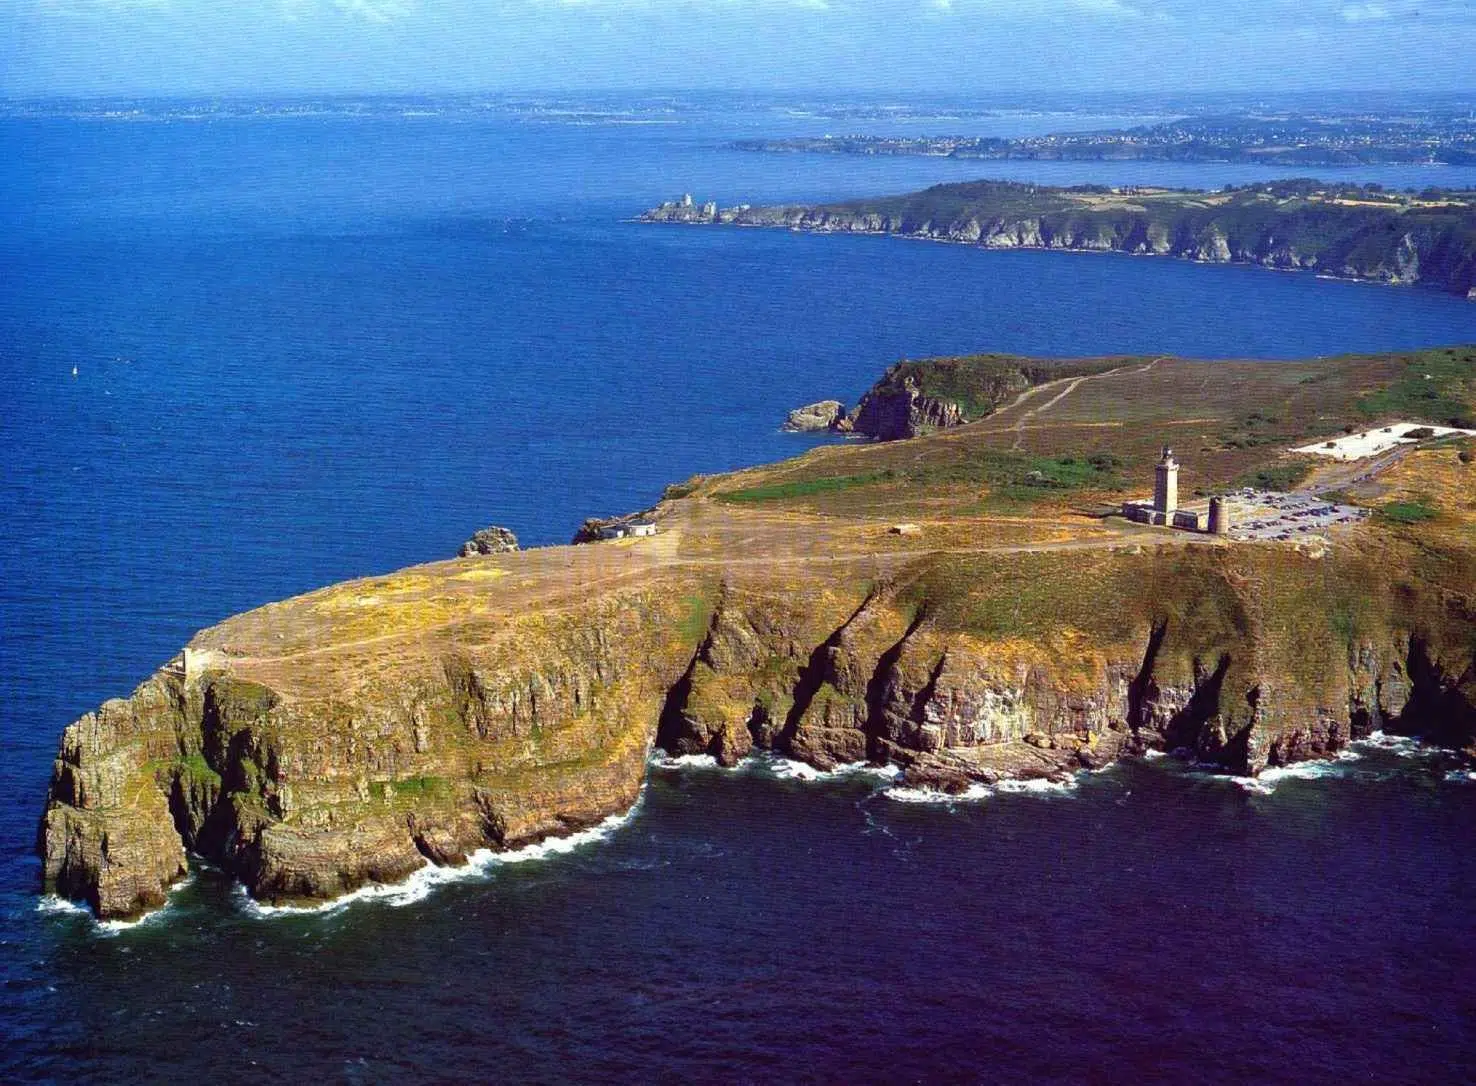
top-left (1340, 2), bottom-right (1390, 19)
top-left (922, 0), bottom-right (1149, 18)
top-left (331, 0), bottom-right (416, 21)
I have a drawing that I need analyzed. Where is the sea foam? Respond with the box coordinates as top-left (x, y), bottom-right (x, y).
top-left (38, 873), bottom-right (197, 936)
top-left (884, 773), bottom-right (1081, 805)
top-left (237, 790), bottom-right (646, 919)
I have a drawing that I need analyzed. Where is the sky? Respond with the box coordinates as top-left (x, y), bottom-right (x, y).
top-left (3, 0), bottom-right (1475, 98)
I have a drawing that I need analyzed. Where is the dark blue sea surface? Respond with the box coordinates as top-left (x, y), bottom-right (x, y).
top-left (2, 99), bottom-right (1475, 1082)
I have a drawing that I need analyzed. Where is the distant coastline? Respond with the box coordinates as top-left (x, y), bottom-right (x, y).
top-left (732, 111), bottom-right (1476, 167)
top-left (641, 181), bottom-right (1476, 299)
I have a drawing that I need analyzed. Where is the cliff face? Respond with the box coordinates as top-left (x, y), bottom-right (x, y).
top-left (38, 543), bottom-right (1476, 920)
top-left (850, 378), bottom-right (974, 441)
top-left (39, 579), bottom-right (701, 919)
top-left (38, 437), bottom-right (1476, 921)
top-left (654, 558), bottom-right (1475, 795)
top-left (643, 185), bottom-right (1476, 297)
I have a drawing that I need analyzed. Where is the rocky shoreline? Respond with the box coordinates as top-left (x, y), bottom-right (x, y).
top-left (37, 548), bottom-right (1476, 920)
top-left (641, 183), bottom-right (1476, 298)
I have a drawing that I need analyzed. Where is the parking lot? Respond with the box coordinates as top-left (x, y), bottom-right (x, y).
top-left (1226, 489), bottom-right (1370, 542)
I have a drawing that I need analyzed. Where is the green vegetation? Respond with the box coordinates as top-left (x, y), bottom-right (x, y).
top-left (662, 477), bottom-right (703, 501)
top-left (717, 452), bottom-right (1125, 506)
top-left (1235, 460), bottom-right (1314, 492)
top-left (390, 776), bottom-right (448, 798)
top-left (716, 471), bottom-right (896, 504)
top-left (1378, 499), bottom-right (1440, 525)
top-left (868, 353), bottom-right (1128, 421)
top-left (676, 592), bottom-right (717, 642)
top-left (1221, 410), bottom-right (1291, 449)
top-left (177, 752), bottom-right (221, 787)
top-left (1356, 347), bottom-right (1476, 426)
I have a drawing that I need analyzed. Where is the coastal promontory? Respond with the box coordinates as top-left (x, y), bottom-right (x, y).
top-left (39, 346), bottom-right (1476, 919)
top-left (642, 180), bottom-right (1476, 297)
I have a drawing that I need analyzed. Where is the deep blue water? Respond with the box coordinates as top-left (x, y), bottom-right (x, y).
top-left (3, 99), bottom-right (1476, 1082)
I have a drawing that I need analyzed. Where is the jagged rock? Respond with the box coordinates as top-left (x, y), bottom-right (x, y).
top-left (782, 400), bottom-right (847, 433)
top-left (458, 526), bottom-right (519, 557)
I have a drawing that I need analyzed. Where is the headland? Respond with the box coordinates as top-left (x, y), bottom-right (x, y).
top-left (39, 346), bottom-right (1476, 919)
top-left (641, 182), bottom-right (1476, 298)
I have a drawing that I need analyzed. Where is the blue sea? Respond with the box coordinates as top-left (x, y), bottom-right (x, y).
top-left (3, 96), bottom-right (1476, 1082)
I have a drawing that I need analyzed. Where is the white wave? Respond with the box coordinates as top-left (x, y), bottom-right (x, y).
top-left (884, 782), bottom-right (994, 804)
top-left (757, 755), bottom-right (902, 783)
top-left (1443, 769), bottom-right (1476, 784)
top-left (883, 773), bottom-right (1079, 804)
top-left (1258, 759), bottom-right (1350, 784)
top-left (239, 792), bottom-right (645, 919)
top-left (1352, 731), bottom-right (1425, 757)
top-left (651, 748), bottom-right (900, 783)
top-left (996, 775), bottom-right (1081, 796)
top-left (35, 894), bottom-right (90, 917)
top-left (1204, 763), bottom-right (1343, 796)
top-left (650, 751), bottom-right (722, 771)
top-left (38, 873), bottom-right (196, 935)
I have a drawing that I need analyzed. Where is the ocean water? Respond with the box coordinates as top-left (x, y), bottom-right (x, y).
top-left (3, 98), bottom-right (1476, 1081)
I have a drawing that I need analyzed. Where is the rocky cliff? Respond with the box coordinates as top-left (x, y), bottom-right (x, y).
top-left (803, 354), bottom-right (1129, 441)
top-left (642, 181), bottom-right (1476, 297)
top-left (654, 550), bottom-right (1476, 792)
top-left (40, 536), bottom-right (1476, 920)
top-left (39, 570), bottom-right (703, 920)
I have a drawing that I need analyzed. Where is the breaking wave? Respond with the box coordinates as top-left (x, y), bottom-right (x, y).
top-left (1192, 731), bottom-right (1450, 795)
top-left (650, 749), bottom-right (902, 784)
top-left (756, 755), bottom-right (902, 784)
top-left (884, 774), bottom-right (1082, 805)
top-left (38, 874), bottom-right (197, 936)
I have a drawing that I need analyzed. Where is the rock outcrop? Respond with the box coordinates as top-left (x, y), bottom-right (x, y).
top-left (850, 374), bottom-right (977, 441)
top-left (458, 526), bottom-right (519, 557)
top-left (782, 400), bottom-right (849, 433)
top-left (846, 354), bottom-right (1123, 440)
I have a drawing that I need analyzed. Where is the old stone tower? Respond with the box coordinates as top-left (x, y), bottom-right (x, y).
top-left (1209, 496), bottom-right (1231, 536)
top-left (1154, 446), bottom-right (1179, 515)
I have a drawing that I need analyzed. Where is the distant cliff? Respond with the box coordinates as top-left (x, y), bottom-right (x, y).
top-left (642, 181), bottom-right (1476, 298)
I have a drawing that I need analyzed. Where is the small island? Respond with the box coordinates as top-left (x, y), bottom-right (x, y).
top-left (641, 180), bottom-right (1476, 298)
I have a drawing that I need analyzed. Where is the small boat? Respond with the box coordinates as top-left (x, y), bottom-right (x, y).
top-left (71, 366), bottom-right (78, 377)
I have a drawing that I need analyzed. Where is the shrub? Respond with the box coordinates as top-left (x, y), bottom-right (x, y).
top-left (1377, 500), bottom-right (1439, 525)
